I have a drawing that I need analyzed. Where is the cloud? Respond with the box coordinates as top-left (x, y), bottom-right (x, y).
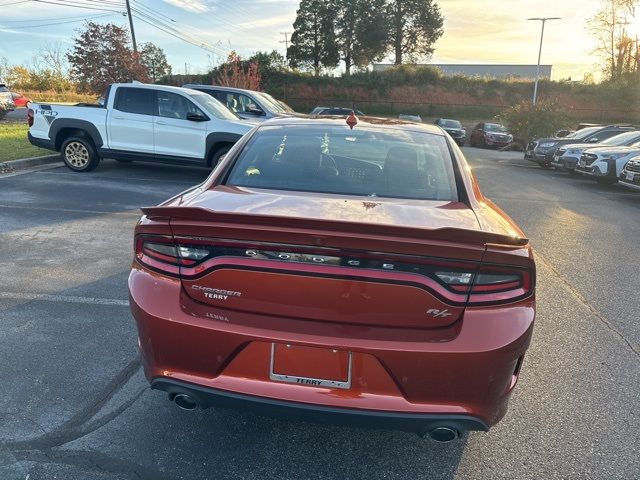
top-left (162, 0), bottom-right (209, 13)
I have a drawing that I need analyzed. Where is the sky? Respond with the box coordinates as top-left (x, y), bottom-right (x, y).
top-left (0, 0), bottom-right (627, 81)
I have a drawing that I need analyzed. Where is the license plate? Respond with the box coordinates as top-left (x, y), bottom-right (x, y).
top-left (270, 343), bottom-right (352, 389)
top-left (626, 172), bottom-right (635, 181)
top-left (578, 160), bottom-right (586, 167)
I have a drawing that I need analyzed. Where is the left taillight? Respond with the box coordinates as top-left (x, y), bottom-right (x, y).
top-left (27, 108), bottom-right (34, 127)
top-left (135, 236), bottom-right (210, 277)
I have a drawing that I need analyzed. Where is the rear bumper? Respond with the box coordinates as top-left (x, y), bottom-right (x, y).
top-left (130, 267), bottom-right (535, 430)
top-left (153, 378), bottom-right (488, 434)
top-left (28, 132), bottom-right (56, 151)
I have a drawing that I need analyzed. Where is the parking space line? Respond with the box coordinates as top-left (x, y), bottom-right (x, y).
top-left (0, 204), bottom-right (143, 215)
top-left (0, 291), bottom-right (129, 307)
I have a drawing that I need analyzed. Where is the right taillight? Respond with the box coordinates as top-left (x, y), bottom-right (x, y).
top-left (27, 108), bottom-right (34, 127)
top-left (436, 267), bottom-right (534, 305)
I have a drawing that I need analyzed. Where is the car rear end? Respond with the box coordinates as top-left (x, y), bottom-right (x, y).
top-left (129, 118), bottom-right (536, 438)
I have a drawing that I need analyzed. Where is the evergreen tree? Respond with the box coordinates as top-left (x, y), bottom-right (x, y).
top-left (139, 42), bottom-right (172, 83)
top-left (386, 0), bottom-right (444, 64)
top-left (335, 0), bottom-right (387, 75)
top-left (287, 0), bottom-right (339, 75)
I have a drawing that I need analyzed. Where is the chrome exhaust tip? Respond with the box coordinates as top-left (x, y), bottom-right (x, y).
top-left (427, 427), bottom-right (459, 442)
top-left (173, 393), bottom-right (199, 411)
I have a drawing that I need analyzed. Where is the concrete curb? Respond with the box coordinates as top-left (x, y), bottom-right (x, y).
top-left (1, 154), bottom-right (61, 172)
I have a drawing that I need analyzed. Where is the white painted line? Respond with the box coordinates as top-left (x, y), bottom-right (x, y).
top-left (0, 291), bottom-right (129, 307)
top-left (0, 204), bottom-right (142, 215)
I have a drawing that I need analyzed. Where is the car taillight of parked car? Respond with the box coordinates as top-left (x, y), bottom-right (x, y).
top-left (27, 108), bottom-right (34, 127)
top-left (136, 235), bottom-right (534, 306)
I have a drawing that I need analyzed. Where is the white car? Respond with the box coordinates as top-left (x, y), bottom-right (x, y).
top-left (0, 83), bottom-right (15, 110)
top-left (618, 156), bottom-right (640, 191)
top-left (574, 141), bottom-right (640, 185)
top-left (28, 83), bottom-right (254, 172)
top-left (551, 130), bottom-right (640, 172)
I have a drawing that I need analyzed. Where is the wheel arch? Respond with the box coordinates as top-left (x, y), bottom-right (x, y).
top-left (50, 119), bottom-right (104, 151)
top-left (205, 132), bottom-right (242, 166)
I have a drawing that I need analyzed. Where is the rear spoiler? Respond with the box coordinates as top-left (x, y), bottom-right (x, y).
top-left (140, 206), bottom-right (529, 248)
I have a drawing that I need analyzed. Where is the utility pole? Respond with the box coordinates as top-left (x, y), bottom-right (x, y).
top-left (527, 17), bottom-right (560, 105)
top-left (280, 31), bottom-right (291, 52)
top-left (125, 0), bottom-right (137, 54)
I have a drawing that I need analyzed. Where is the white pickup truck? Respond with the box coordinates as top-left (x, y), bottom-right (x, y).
top-left (28, 83), bottom-right (254, 172)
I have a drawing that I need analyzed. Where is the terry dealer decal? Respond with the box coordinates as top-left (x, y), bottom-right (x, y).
top-left (191, 285), bottom-right (241, 301)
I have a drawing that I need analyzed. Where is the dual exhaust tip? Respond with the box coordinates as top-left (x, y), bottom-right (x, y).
top-left (171, 393), bottom-right (459, 442)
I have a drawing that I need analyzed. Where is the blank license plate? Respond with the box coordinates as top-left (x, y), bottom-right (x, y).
top-left (270, 344), bottom-right (352, 389)
top-left (626, 172), bottom-right (635, 181)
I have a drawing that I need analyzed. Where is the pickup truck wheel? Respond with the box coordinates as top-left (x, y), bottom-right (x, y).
top-left (210, 146), bottom-right (231, 167)
top-left (61, 137), bottom-right (99, 172)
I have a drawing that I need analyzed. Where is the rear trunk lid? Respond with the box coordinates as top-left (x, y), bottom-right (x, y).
top-left (143, 188), bottom-right (528, 329)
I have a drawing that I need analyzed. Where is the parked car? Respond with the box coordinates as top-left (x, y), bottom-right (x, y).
top-left (11, 91), bottom-right (31, 108)
top-left (28, 83), bottom-right (254, 172)
top-left (551, 130), bottom-right (640, 173)
top-left (469, 122), bottom-right (513, 148)
top-left (184, 84), bottom-right (295, 121)
top-left (525, 125), bottom-right (635, 168)
top-left (398, 114), bottom-right (422, 122)
top-left (434, 118), bottom-right (466, 146)
top-left (129, 115), bottom-right (536, 441)
top-left (0, 83), bottom-right (15, 110)
top-left (618, 155), bottom-right (640, 191)
top-left (310, 106), bottom-right (365, 116)
top-left (574, 141), bottom-right (640, 184)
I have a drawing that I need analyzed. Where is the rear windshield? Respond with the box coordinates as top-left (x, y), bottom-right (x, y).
top-left (225, 125), bottom-right (458, 201)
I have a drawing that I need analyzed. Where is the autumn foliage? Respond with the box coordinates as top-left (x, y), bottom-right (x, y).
top-left (67, 22), bottom-right (149, 94)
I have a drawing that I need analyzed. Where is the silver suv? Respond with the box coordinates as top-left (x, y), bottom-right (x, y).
top-left (183, 85), bottom-right (295, 122)
top-left (0, 84), bottom-right (15, 110)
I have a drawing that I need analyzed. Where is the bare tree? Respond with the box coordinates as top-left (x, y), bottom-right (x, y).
top-left (588, 0), bottom-right (639, 80)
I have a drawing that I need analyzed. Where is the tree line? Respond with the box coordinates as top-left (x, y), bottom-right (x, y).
top-left (287, 0), bottom-right (444, 76)
top-left (0, 22), bottom-right (171, 95)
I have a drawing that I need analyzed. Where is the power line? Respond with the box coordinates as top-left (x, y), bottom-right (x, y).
top-left (0, 12), bottom-right (114, 28)
top-left (30, 0), bottom-right (124, 13)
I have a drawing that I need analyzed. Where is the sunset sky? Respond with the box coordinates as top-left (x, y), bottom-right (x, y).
top-left (0, 0), bottom-right (628, 80)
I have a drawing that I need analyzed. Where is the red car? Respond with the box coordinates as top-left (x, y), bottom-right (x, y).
top-left (129, 116), bottom-right (535, 442)
top-left (469, 122), bottom-right (514, 148)
top-left (11, 92), bottom-right (31, 108)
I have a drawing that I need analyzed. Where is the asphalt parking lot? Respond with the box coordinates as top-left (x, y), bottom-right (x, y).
top-left (1, 149), bottom-right (639, 480)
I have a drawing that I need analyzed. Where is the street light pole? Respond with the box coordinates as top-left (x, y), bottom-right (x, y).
top-left (527, 17), bottom-right (560, 105)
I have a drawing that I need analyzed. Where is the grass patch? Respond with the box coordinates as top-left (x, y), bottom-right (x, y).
top-left (0, 123), bottom-right (52, 162)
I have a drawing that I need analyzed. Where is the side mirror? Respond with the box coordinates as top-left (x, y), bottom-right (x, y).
top-left (587, 137), bottom-right (600, 143)
top-left (186, 112), bottom-right (207, 122)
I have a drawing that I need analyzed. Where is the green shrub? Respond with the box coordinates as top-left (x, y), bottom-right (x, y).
top-left (498, 100), bottom-right (570, 143)
top-left (0, 99), bottom-right (10, 121)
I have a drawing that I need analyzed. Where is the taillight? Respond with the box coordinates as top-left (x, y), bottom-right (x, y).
top-left (135, 236), bottom-right (211, 276)
top-left (436, 267), bottom-right (533, 305)
top-left (27, 108), bottom-right (34, 127)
